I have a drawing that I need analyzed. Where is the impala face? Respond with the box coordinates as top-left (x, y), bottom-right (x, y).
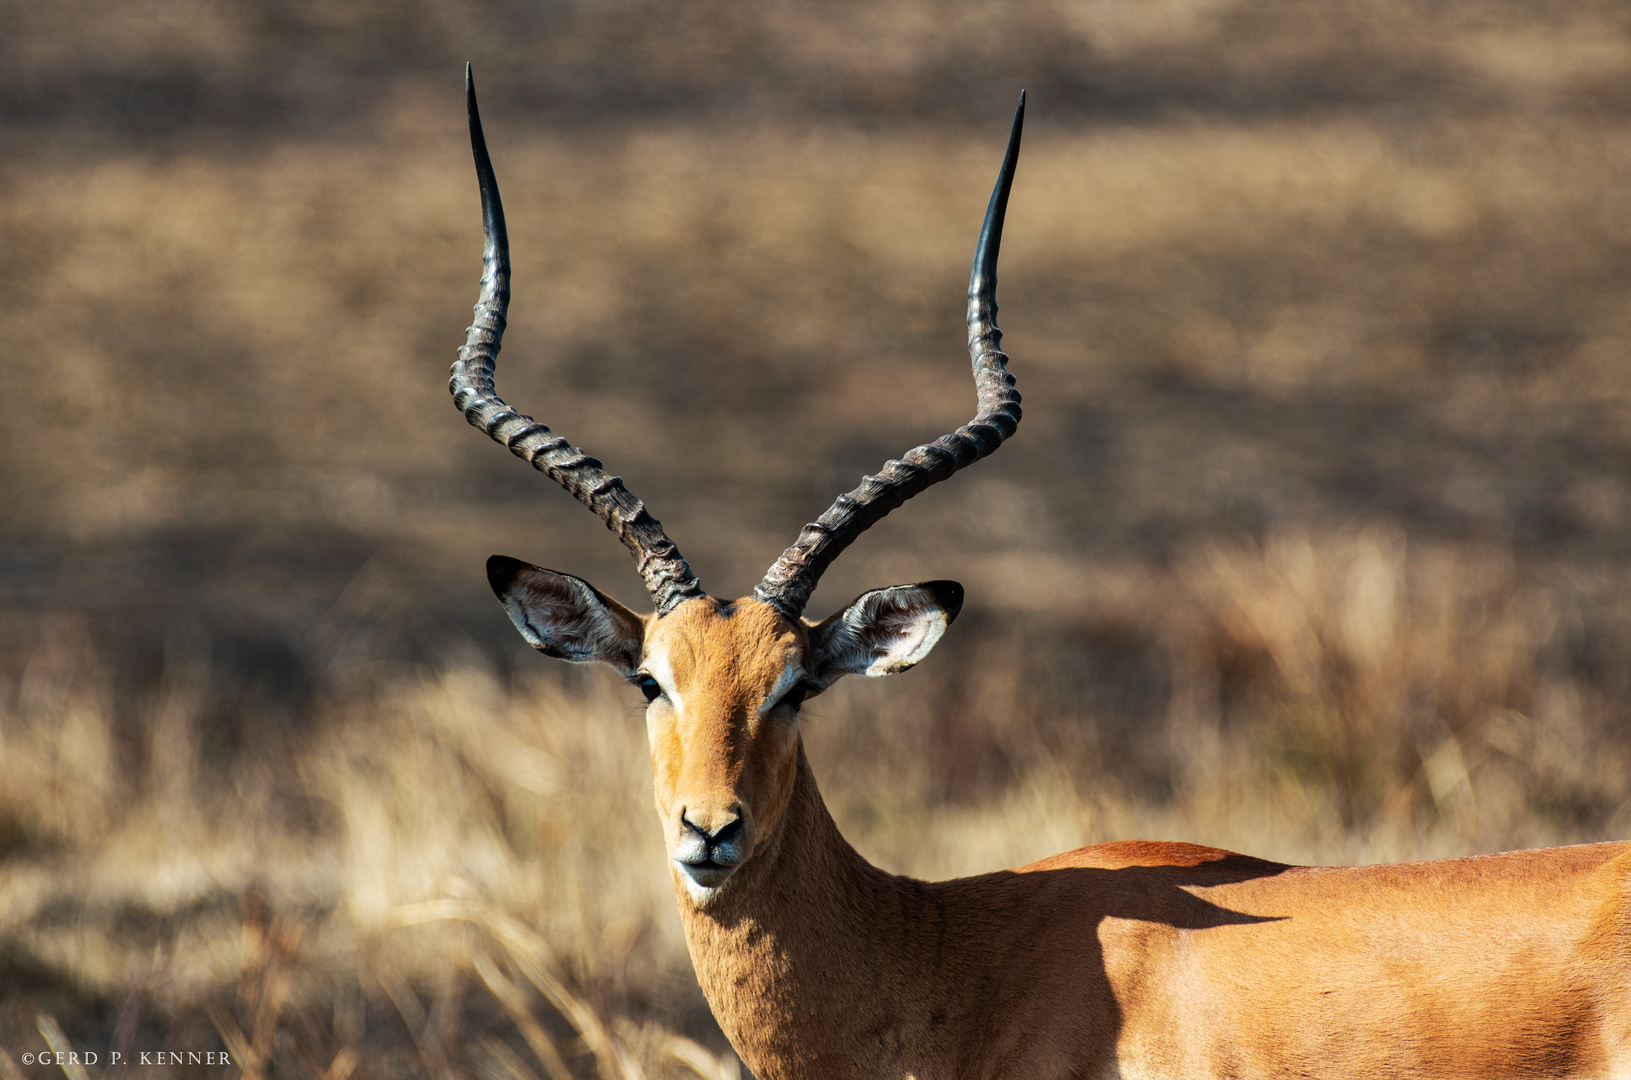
top-left (486, 557), bottom-right (962, 902)
top-left (640, 599), bottom-right (806, 900)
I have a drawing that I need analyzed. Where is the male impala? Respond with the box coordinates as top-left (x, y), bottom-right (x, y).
top-left (451, 67), bottom-right (1631, 1079)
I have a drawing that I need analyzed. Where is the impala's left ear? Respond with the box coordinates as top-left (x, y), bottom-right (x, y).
top-left (807, 581), bottom-right (963, 687)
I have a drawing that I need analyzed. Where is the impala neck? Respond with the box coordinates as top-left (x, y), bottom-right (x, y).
top-left (674, 742), bottom-right (943, 1078)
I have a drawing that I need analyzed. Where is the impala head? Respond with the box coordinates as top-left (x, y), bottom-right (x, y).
top-left (452, 66), bottom-right (1022, 902)
top-left (487, 561), bottom-right (964, 898)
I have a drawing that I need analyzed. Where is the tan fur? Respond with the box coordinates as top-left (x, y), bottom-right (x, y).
top-left (631, 597), bottom-right (1631, 1080)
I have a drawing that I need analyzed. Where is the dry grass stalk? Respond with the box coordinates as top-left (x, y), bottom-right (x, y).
top-left (222, 904), bottom-right (298, 1079)
top-left (474, 1036), bottom-right (545, 1080)
top-left (33, 1016), bottom-right (89, 1080)
top-left (373, 967), bottom-right (436, 1073)
top-left (321, 1047), bottom-right (359, 1080)
top-left (661, 1036), bottom-right (740, 1080)
top-left (393, 899), bottom-right (647, 1080)
top-left (470, 952), bottom-right (576, 1080)
top-left (206, 1004), bottom-right (253, 1073)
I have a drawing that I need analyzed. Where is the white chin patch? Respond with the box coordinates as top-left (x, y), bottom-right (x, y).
top-left (674, 861), bottom-right (730, 904)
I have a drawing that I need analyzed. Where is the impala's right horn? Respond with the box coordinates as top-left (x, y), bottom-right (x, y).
top-left (753, 92), bottom-right (1026, 621)
top-left (451, 65), bottom-right (706, 616)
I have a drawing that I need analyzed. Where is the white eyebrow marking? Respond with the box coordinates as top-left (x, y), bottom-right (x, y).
top-left (642, 648), bottom-right (685, 716)
top-left (757, 663), bottom-right (805, 715)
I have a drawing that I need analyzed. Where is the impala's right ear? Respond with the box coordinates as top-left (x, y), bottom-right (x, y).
top-left (486, 556), bottom-right (645, 676)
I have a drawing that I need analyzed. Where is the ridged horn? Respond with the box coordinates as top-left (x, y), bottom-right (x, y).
top-left (450, 65), bottom-right (706, 615)
top-left (753, 91), bottom-right (1026, 620)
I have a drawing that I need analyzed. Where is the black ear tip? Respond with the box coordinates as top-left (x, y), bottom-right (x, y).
top-left (925, 580), bottom-right (965, 622)
top-left (486, 554), bottom-right (525, 594)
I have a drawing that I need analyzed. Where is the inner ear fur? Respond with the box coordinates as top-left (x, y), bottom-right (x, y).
top-left (808, 580), bottom-right (963, 686)
top-left (487, 555), bottom-right (645, 676)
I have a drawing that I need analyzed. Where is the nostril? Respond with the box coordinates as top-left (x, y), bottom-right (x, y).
top-left (680, 811), bottom-right (743, 843)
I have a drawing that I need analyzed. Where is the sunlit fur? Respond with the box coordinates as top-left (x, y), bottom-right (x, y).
top-left (664, 640), bottom-right (1631, 1077)
top-left (674, 620), bottom-right (1631, 1078)
top-left (647, 617), bottom-right (1631, 1078)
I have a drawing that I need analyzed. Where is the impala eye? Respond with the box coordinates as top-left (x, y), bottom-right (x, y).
top-left (636, 675), bottom-right (662, 703)
top-left (779, 682), bottom-right (812, 711)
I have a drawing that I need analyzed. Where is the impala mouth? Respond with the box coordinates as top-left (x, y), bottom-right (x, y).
top-left (674, 854), bottom-right (741, 890)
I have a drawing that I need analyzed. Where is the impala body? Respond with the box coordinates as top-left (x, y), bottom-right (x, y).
top-left (451, 67), bottom-right (1631, 1079)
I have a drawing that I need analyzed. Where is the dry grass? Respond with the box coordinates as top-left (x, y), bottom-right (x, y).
top-left (7, 0), bottom-right (1631, 1074)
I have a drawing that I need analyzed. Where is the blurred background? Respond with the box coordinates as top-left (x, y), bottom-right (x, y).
top-left (6, 0), bottom-right (1631, 1075)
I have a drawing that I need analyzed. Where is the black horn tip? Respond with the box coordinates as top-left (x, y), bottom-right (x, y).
top-left (969, 89), bottom-right (1025, 292)
top-left (466, 64), bottom-right (490, 143)
top-left (465, 63), bottom-right (504, 234)
top-left (1006, 91), bottom-right (1025, 153)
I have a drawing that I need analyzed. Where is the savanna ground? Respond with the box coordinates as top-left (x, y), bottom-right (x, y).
top-left (6, 1), bottom-right (1631, 1076)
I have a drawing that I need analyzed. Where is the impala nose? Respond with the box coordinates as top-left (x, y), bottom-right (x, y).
top-left (674, 808), bottom-right (746, 889)
top-left (683, 811), bottom-right (742, 845)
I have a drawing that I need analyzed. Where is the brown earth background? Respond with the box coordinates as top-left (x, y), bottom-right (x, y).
top-left (6, 1), bottom-right (1631, 1076)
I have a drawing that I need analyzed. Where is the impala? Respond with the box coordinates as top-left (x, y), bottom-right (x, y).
top-left (451, 67), bottom-right (1631, 1080)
